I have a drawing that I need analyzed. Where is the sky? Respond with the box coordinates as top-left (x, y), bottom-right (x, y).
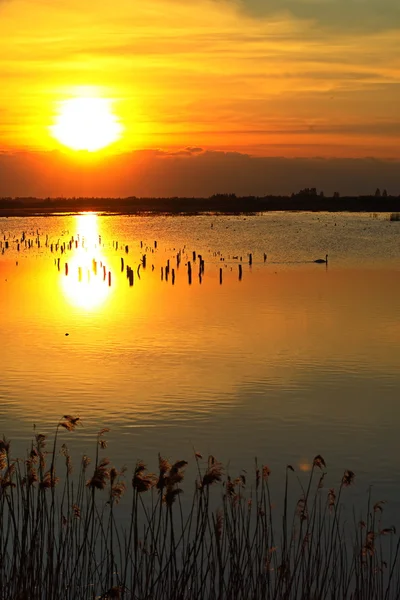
top-left (1, 0), bottom-right (400, 197)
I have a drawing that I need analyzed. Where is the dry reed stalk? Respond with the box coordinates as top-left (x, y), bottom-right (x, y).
top-left (0, 424), bottom-right (399, 599)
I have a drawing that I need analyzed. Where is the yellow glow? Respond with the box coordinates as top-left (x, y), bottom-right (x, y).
top-left (1, 0), bottom-right (400, 157)
top-left (51, 96), bottom-right (123, 152)
top-left (61, 213), bottom-right (114, 310)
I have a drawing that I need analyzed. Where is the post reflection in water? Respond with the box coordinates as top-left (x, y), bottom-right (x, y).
top-left (60, 213), bottom-right (114, 310)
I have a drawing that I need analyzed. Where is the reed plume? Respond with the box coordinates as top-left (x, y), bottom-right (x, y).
top-left (0, 426), bottom-right (398, 600)
top-left (87, 458), bottom-right (110, 490)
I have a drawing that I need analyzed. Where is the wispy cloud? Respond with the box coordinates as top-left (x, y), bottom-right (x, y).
top-left (236, 0), bottom-right (400, 33)
top-left (0, 0), bottom-right (399, 158)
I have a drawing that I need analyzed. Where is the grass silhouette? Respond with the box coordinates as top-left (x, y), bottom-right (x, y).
top-left (0, 417), bottom-right (398, 599)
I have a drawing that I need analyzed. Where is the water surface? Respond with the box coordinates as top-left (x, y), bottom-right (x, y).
top-left (0, 211), bottom-right (399, 516)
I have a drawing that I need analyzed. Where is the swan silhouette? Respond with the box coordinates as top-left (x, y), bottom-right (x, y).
top-left (314, 254), bottom-right (328, 264)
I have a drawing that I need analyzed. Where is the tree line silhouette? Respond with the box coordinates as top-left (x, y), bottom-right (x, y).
top-left (0, 190), bottom-right (399, 215)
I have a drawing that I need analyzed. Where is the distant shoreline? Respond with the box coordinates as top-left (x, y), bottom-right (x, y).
top-left (0, 194), bottom-right (399, 217)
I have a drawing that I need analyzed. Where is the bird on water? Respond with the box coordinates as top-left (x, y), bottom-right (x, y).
top-left (314, 254), bottom-right (328, 264)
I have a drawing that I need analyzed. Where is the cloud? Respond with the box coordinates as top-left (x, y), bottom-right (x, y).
top-left (1, 149), bottom-right (399, 198)
top-left (1, 0), bottom-right (400, 158)
top-left (236, 0), bottom-right (400, 33)
top-left (185, 147), bottom-right (204, 154)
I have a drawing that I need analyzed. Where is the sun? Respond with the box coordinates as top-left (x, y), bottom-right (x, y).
top-left (51, 96), bottom-right (123, 152)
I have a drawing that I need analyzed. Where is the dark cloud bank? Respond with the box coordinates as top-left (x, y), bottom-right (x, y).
top-left (1, 149), bottom-right (400, 198)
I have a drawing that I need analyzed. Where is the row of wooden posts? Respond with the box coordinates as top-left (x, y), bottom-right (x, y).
top-left (3, 231), bottom-right (267, 287)
top-left (60, 255), bottom-right (252, 287)
top-left (2, 233), bottom-right (267, 266)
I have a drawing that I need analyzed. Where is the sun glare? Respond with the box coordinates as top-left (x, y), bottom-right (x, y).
top-left (51, 97), bottom-right (123, 152)
top-left (60, 213), bottom-right (114, 310)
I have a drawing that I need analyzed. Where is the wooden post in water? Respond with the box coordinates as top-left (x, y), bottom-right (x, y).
top-left (103, 266), bottom-right (106, 280)
top-left (78, 267), bottom-right (82, 282)
top-left (108, 271), bottom-right (112, 287)
top-left (249, 253), bottom-right (252, 266)
top-left (125, 245), bottom-right (129, 253)
top-left (154, 241), bottom-right (157, 249)
top-left (219, 268), bottom-right (223, 284)
top-left (238, 264), bottom-right (242, 281)
top-left (264, 253), bottom-right (267, 262)
top-left (65, 263), bottom-right (69, 276)
top-left (57, 258), bottom-right (60, 271)
top-left (161, 267), bottom-right (164, 281)
top-left (172, 268), bottom-right (175, 285)
top-left (198, 259), bottom-right (204, 275)
top-left (193, 251), bottom-right (196, 262)
top-left (187, 261), bottom-right (192, 285)
top-left (121, 257), bottom-right (124, 272)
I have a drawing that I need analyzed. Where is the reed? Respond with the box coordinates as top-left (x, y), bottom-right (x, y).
top-left (0, 420), bottom-right (399, 599)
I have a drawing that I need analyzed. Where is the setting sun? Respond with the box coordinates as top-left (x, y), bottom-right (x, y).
top-left (50, 96), bottom-right (123, 152)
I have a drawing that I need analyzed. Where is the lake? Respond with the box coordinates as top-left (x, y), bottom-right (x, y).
top-left (0, 211), bottom-right (399, 519)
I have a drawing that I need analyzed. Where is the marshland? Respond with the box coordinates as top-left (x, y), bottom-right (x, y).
top-left (0, 210), bottom-right (400, 598)
top-left (0, 417), bottom-right (399, 599)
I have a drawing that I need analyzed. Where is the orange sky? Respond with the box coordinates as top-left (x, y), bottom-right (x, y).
top-left (1, 0), bottom-right (400, 159)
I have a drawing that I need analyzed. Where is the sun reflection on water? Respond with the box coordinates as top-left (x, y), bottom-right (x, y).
top-left (60, 213), bottom-right (114, 310)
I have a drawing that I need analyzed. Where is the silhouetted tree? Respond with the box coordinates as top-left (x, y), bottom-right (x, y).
top-left (294, 187), bottom-right (318, 197)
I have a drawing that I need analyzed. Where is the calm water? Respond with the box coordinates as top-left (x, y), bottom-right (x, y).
top-left (0, 212), bottom-right (399, 515)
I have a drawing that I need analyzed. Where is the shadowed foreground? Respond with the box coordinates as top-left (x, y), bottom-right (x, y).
top-left (0, 417), bottom-right (399, 599)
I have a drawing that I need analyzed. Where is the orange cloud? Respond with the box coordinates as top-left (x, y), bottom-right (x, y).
top-left (0, 0), bottom-right (399, 158)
